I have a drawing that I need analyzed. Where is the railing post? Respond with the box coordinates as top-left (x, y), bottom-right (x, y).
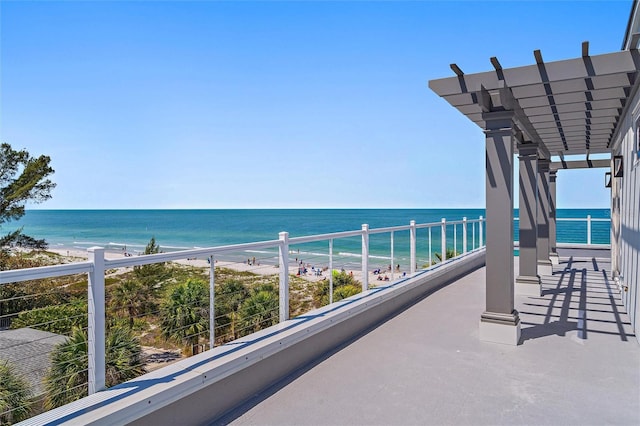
top-left (441, 218), bottom-right (447, 262)
top-left (390, 231), bottom-right (395, 280)
top-left (209, 255), bottom-right (215, 350)
top-left (463, 217), bottom-right (468, 253)
top-left (479, 216), bottom-right (484, 247)
top-left (428, 227), bottom-right (432, 267)
top-left (453, 223), bottom-right (457, 257)
top-left (410, 220), bottom-right (416, 274)
top-left (587, 214), bottom-right (592, 245)
top-left (329, 239), bottom-right (334, 304)
top-left (278, 232), bottom-right (290, 322)
top-left (362, 224), bottom-right (369, 291)
top-left (472, 222), bottom-right (476, 250)
top-left (87, 247), bottom-right (105, 395)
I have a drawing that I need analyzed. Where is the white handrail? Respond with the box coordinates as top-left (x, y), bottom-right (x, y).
top-left (0, 261), bottom-right (93, 284)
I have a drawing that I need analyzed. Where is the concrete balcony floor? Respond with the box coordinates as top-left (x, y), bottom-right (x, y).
top-left (220, 251), bottom-right (639, 425)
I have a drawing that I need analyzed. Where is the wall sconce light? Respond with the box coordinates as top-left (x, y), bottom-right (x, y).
top-left (605, 172), bottom-right (612, 188)
top-left (613, 155), bottom-right (624, 177)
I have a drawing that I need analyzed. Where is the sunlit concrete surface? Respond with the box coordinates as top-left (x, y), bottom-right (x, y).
top-left (219, 251), bottom-right (639, 426)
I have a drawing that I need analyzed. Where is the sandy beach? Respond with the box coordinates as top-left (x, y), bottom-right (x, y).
top-left (46, 247), bottom-right (407, 286)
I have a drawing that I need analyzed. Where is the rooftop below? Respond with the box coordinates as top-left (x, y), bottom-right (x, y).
top-left (221, 250), bottom-right (639, 425)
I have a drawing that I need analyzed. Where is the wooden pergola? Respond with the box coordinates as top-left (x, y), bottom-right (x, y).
top-left (429, 44), bottom-right (639, 345)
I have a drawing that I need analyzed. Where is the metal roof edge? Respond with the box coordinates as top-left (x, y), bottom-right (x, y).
top-left (623, 0), bottom-right (640, 50)
top-left (611, 67), bottom-right (640, 152)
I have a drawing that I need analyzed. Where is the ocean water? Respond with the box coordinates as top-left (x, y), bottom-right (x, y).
top-left (7, 209), bottom-right (610, 270)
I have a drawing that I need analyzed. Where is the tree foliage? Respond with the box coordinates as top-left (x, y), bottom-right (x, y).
top-left (0, 143), bottom-right (55, 251)
top-left (434, 248), bottom-right (459, 262)
top-left (333, 284), bottom-right (361, 302)
top-left (43, 328), bottom-right (88, 409)
top-left (0, 280), bottom-right (78, 320)
top-left (108, 280), bottom-right (154, 328)
top-left (0, 360), bottom-right (32, 424)
top-left (214, 280), bottom-right (248, 341)
top-left (133, 237), bottom-right (168, 292)
top-left (313, 270), bottom-right (362, 306)
top-left (11, 300), bottom-right (87, 335)
top-left (103, 326), bottom-right (146, 386)
top-left (159, 279), bottom-right (209, 355)
top-left (238, 284), bottom-right (279, 336)
top-left (44, 326), bottom-right (145, 410)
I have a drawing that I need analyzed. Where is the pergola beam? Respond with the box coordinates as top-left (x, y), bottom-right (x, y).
top-left (550, 159), bottom-right (610, 170)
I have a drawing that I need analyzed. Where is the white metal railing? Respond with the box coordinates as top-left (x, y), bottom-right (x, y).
top-left (557, 215), bottom-right (610, 245)
top-left (0, 216), bottom-right (485, 422)
top-left (514, 214), bottom-right (611, 245)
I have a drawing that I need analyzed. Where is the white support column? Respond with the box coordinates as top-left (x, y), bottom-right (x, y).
top-left (479, 110), bottom-right (520, 346)
top-left (209, 255), bottom-right (215, 350)
top-left (441, 218), bottom-right (447, 262)
top-left (479, 216), bottom-right (484, 247)
top-left (361, 224), bottom-right (369, 291)
top-left (278, 232), bottom-right (290, 322)
top-left (587, 215), bottom-right (592, 245)
top-left (463, 217), bottom-right (468, 254)
top-left (409, 220), bottom-right (416, 274)
top-left (87, 247), bottom-right (106, 394)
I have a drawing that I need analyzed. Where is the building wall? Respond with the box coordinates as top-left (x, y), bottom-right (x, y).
top-left (613, 81), bottom-right (640, 344)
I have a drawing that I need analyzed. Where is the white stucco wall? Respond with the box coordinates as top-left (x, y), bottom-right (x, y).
top-left (612, 83), bottom-right (640, 344)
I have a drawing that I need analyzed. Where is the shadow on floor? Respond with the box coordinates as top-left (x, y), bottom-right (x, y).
top-left (519, 256), bottom-right (634, 343)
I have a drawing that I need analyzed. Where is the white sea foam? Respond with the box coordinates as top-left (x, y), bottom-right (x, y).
top-left (73, 241), bottom-right (105, 246)
top-left (160, 245), bottom-right (190, 250)
top-left (369, 254), bottom-right (392, 260)
top-left (338, 252), bottom-right (362, 258)
top-left (108, 242), bottom-right (144, 248)
top-left (290, 250), bottom-right (330, 258)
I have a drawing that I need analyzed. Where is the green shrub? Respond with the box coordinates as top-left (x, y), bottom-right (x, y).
top-left (0, 360), bottom-right (32, 424)
top-left (11, 300), bottom-right (87, 335)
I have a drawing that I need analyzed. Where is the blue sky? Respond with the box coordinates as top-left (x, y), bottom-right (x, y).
top-left (0, 0), bottom-right (632, 209)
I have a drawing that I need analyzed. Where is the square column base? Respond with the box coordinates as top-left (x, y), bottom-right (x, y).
top-left (537, 261), bottom-right (553, 275)
top-left (479, 311), bottom-right (521, 346)
top-left (479, 319), bottom-right (521, 346)
top-left (516, 275), bottom-right (541, 296)
top-left (549, 252), bottom-right (559, 265)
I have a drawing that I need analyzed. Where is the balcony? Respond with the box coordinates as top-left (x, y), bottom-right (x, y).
top-left (2, 217), bottom-right (637, 425)
top-left (220, 250), bottom-right (639, 425)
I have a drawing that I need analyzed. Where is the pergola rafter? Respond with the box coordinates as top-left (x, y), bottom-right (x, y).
top-left (430, 47), bottom-right (639, 156)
